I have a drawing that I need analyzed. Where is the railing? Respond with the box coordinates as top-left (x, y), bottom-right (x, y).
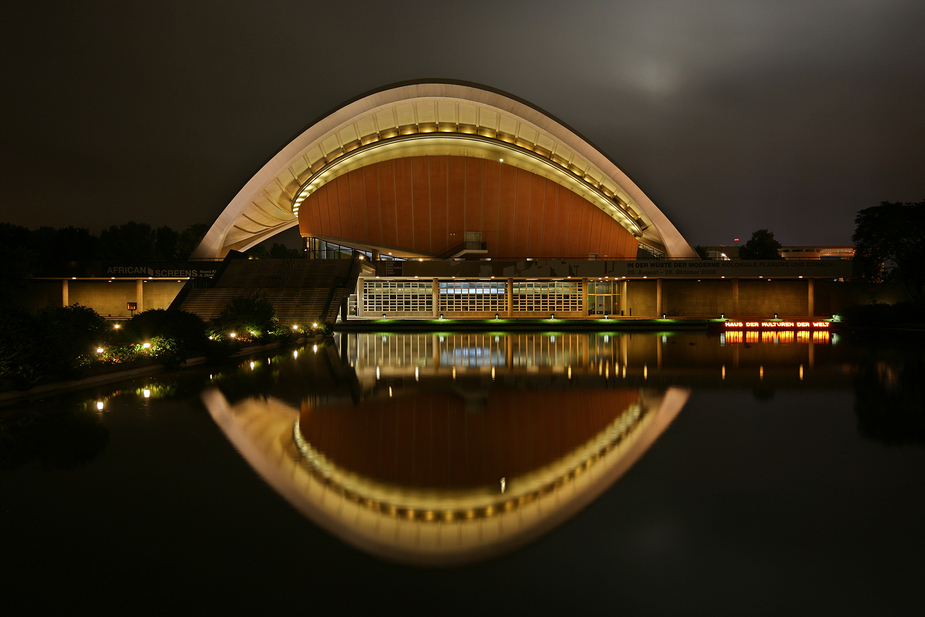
top-left (431, 241), bottom-right (488, 260)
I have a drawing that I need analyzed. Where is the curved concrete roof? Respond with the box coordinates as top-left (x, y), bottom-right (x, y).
top-left (194, 81), bottom-right (696, 259)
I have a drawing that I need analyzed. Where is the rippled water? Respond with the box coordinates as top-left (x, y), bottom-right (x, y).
top-left (3, 331), bottom-right (923, 614)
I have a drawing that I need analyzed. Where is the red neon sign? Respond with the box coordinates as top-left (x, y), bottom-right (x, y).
top-left (724, 320), bottom-right (829, 330)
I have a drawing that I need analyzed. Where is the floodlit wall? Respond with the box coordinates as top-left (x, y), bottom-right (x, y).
top-left (23, 280), bottom-right (186, 318)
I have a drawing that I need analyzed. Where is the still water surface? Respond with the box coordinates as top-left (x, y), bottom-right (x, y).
top-left (3, 331), bottom-right (923, 614)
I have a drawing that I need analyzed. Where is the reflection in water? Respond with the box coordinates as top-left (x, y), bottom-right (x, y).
top-left (853, 343), bottom-right (925, 447)
top-left (0, 402), bottom-right (109, 470)
top-left (204, 332), bottom-right (692, 565)
top-left (203, 330), bottom-right (864, 564)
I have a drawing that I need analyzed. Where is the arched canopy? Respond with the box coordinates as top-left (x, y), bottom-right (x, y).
top-left (194, 81), bottom-right (695, 259)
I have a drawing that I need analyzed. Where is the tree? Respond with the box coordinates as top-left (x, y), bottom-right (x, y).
top-left (694, 245), bottom-right (711, 260)
top-left (853, 200), bottom-right (925, 302)
top-left (738, 229), bottom-right (783, 260)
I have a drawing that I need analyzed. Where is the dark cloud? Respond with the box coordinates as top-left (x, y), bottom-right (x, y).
top-left (2, 0), bottom-right (923, 246)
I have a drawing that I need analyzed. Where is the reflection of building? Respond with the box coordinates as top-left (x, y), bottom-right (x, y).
top-left (205, 384), bottom-right (687, 565)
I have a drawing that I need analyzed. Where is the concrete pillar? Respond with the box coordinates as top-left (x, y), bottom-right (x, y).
top-left (136, 279), bottom-right (144, 313)
top-left (807, 279), bottom-right (815, 317)
top-left (582, 278), bottom-right (589, 317)
top-left (432, 278), bottom-right (439, 317)
top-left (621, 280), bottom-right (628, 317)
top-left (506, 278), bottom-right (514, 317)
top-left (62, 279), bottom-right (69, 307)
top-left (356, 277), bottom-right (365, 317)
top-left (656, 278), bottom-right (663, 317)
top-left (732, 278), bottom-right (739, 317)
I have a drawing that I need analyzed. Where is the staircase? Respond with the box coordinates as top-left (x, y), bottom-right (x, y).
top-left (174, 254), bottom-right (361, 325)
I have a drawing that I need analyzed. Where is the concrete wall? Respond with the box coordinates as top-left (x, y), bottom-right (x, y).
top-left (738, 280), bottom-right (809, 317)
top-left (23, 280), bottom-right (185, 318)
top-left (625, 280), bottom-right (657, 317)
top-left (662, 280), bottom-right (734, 318)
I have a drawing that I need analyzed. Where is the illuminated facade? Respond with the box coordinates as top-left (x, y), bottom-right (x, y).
top-left (194, 81), bottom-right (695, 260)
top-left (192, 81), bottom-right (860, 320)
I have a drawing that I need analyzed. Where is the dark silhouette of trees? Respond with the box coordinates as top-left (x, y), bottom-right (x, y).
top-left (738, 229), bottom-right (784, 260)
top-left (853, 200), bottom-right (925, 302)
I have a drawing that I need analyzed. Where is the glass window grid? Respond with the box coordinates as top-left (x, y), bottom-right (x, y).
top-left (438, 280), bottom-right (507, 313)
top-left (511, 280), bottom-right (582, 313)
top-left (363, 280), bottom-right (433, 314)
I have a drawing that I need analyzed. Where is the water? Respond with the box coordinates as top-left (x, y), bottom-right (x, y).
top-left (2, 331), bottom-right (923, 614)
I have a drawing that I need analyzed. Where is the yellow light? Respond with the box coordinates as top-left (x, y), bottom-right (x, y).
top-left (114, 324), bottom-right (121, 329)
top-left (389, 386), bottom-right (393, 397)
top-left (96, 401), bottom-right (104, 410)
top-left (292, 325), bottom-right (298, 330)
top-left (312, 323), bottom-right (317, 328)
top-left (143, 389), bottom-right (151, 398)
top-left (142, 343), bottom-right (151, 349)
top-left (250, 361), bottom-right (255, 370)
top-left (312, 344), bottom-right (318, 353)
top-left (96, 347), bottom-right (104, 353)
top-left (293, 351), bottom-right (298, 359)
top-left (229, 332), bottom-right (236, 338)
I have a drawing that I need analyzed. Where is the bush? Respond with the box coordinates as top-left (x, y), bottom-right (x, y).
top-left (210, 293), bottom-right (281, 341)
top-left (121, 309), bottom-right (207, 364)
top-left (0, 304), bottom-right (108, 389)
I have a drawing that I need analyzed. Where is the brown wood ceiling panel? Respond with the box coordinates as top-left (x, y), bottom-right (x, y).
top-left (298, 156), bottom-right (638, 259)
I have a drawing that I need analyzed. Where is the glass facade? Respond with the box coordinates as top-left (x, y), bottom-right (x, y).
top-left (363, 279), bottom-right (433, 314)
top-left (510, 280), bottom-right (582, 314)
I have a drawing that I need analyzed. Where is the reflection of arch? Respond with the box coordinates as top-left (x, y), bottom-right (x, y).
top-left (299, 389), bottom-right (641, 490)
top-left (194, 81), bottom-right (695, 259)
top-left (204, 386), bottom-right (689, 565)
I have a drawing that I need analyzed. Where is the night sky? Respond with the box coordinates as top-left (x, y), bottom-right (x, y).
top-left (3, 1), bottom-right (924, 247)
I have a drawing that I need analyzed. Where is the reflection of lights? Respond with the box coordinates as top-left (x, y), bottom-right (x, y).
top-left (313, 344), bottom-right (318, 353)
top-left (722, 365), bottom-right (726, 380)
top-left (799, 364), bottom-right (804, 380)
top-left (500, 477), bottom-right (506, 493)
top-left (376, 366), bottom-right (380, 380)
top-left (452, 367), bottom-right (456, 380)
top-left (603, 335), bottom-right (609, 343)
top-left (389, 386), bottom-right (393, 397)
top-left (760, 366), bottom-right (764, 380)
top-left (622, 365), bottom-right (626, 378)
top-left (96, 401), bottom-right (104, 410)
top-left (567, 366), bottom-right (572, 379)
top-left (250, 361), bottom-right (255, 370)
top-left (491, 366), bottom-right (496, 380)
top-left (550, 335), bottom-right (556, 343)
top-left (293, 350), bottom-right (298, 359)
top-left (415, 366), bottom-right (419, 381)
top-left (494, 336), bottom-right (499, 343)
top-left (643, 365), bottom-right (648, 379)
top-left (143, 389), bottom-right (151, 398)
